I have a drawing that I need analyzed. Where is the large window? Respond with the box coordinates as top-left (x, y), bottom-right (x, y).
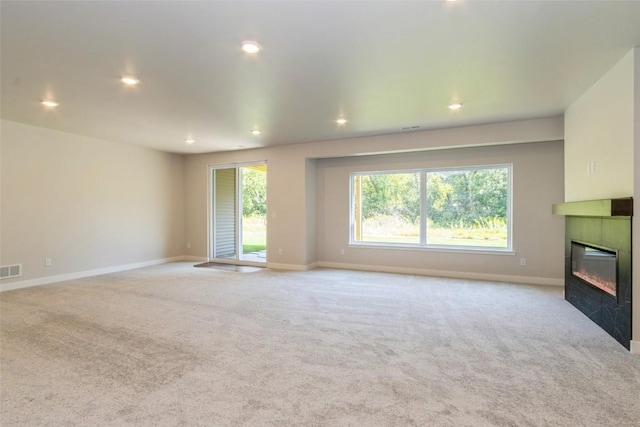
top-left (351, 165), bottom-right (511, 250)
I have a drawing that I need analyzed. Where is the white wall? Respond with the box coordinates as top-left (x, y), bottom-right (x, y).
top-left (0, 120), bottom-right (185, 288)
top-left (564, 50), bottom-right (635, 202)
top-left (564, 48), bottom-right (639, 353)
top-left (184, 116), bottom-right (564, 282)
top-left (316, 142), bottom-right (565, 284)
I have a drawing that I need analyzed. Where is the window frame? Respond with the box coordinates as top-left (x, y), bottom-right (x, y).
top-left (349, 163), bottom-right (513, 252)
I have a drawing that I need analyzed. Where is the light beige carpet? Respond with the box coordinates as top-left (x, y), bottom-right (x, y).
top-left (1, 262), bottom-right (639, 426)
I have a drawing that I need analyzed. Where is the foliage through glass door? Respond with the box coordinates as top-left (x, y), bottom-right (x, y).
top-left (211, 164), bottom-right (267, 264)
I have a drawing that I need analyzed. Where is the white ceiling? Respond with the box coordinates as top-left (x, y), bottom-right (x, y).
top-left (2, 1), bottom-right (640, 154)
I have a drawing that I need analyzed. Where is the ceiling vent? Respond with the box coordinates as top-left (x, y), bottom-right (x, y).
top-left (401, 125), bottom-right (421, 131)
top-left (0, 264), bottom-right (22, 280)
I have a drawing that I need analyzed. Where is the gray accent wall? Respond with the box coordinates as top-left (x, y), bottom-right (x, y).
top-left (184, 117), bottom-right (565, 283)
top-left (316, 142), bottom-right (565, 283)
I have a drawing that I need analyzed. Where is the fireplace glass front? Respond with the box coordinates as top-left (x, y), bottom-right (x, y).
top-left (571, 241), bottom-right (617, 298)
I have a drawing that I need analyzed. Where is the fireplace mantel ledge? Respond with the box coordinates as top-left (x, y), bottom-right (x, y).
top-left (552, 197), bottom-right (633, 217)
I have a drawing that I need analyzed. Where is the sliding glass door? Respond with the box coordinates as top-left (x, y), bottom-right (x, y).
top-left (212, 168), bottom-right (238, 260)
top-left (210, 163), bottom-right (266, 265)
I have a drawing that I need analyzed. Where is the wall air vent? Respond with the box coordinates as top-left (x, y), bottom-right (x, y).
top-left (0, 264), bottom-right (22, 279)
top-left (401, 126), bottom-right (421, 131)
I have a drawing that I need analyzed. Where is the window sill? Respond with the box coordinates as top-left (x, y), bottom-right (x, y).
top-left (348, 242), bottom-right (515, 256)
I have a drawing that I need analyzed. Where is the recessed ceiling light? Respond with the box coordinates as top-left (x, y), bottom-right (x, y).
top-left (336, 117), bottom-right (348, 125)
top-left (232, 145), bottom-right (245, 149)
top-left (251, 129), bottom-right (262, 136)
top-left (448, 102), bottom-right (463, 110)
top-left (121, 75), bottom-right (140, 86)
top-left (185, 138), bottom-right (195, 144)
top-left (41, 98), bottom-right (59, 107)
top-left (242, 41), bottom-right (262, 54)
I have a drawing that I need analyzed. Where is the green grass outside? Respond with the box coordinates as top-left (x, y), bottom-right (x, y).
top-left (242, 229), bottom-right (266, 253)
top-left (244, 232), bottom-right (506, 251)
top-left (361, 235), bottom-right (507, 248)
top-left (359, 216), bottom-right (508, 248)
top-left (242, 216), bottom-right (267, 253)
top-left (240, 215), bottom-right (507, 253)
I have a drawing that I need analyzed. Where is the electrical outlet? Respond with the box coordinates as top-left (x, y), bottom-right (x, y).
top-left (186, 242), bottom-right (191, 249)
top-left (340, 248), bottom-right (345, 255)
top-left (520, 258), bottom-right (526, 266)
top-left (45, 258), bottom-right (52, 267)
top-left (278, 248), bottom-right (283, 255)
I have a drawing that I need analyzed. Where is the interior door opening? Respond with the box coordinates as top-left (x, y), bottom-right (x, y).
top-left (210, 163), bottom-right (266, 265)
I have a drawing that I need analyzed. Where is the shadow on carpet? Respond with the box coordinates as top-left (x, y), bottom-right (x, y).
top-left (194, 262), bottom-right (264, 273)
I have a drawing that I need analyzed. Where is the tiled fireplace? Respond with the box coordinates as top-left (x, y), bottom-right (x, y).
top-left (553, 198), bottom-right (633, 350)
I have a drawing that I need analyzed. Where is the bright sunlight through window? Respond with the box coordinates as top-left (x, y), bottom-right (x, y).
top-left (351, 165), bottom-right (511, 250)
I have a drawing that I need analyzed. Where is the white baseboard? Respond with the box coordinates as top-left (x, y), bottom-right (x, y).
top-left (0, 257), bottom-right (563, 291)
top-left (267, 262), bottom-right (317, 271)
top-left (316, 261), bottom-right (563, 286)
top-left (631, 340), bottom-right (640, 355)
top-left (0, 256), bottom-right (188, 292)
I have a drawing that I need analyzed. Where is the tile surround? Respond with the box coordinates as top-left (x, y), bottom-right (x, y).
top-left (564, 216), bottom-right (632, 349)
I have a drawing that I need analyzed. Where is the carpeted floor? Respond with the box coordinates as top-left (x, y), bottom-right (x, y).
top-left (1, 262), bottom-right (639, 426)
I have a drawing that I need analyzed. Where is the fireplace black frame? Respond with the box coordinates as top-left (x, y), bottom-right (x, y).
top-left (562, 215), bottom-right (632, 349)
top-left (570, 240), bottom-right (618, 302)
top-left (553, 197), bottom-right (632, 350)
